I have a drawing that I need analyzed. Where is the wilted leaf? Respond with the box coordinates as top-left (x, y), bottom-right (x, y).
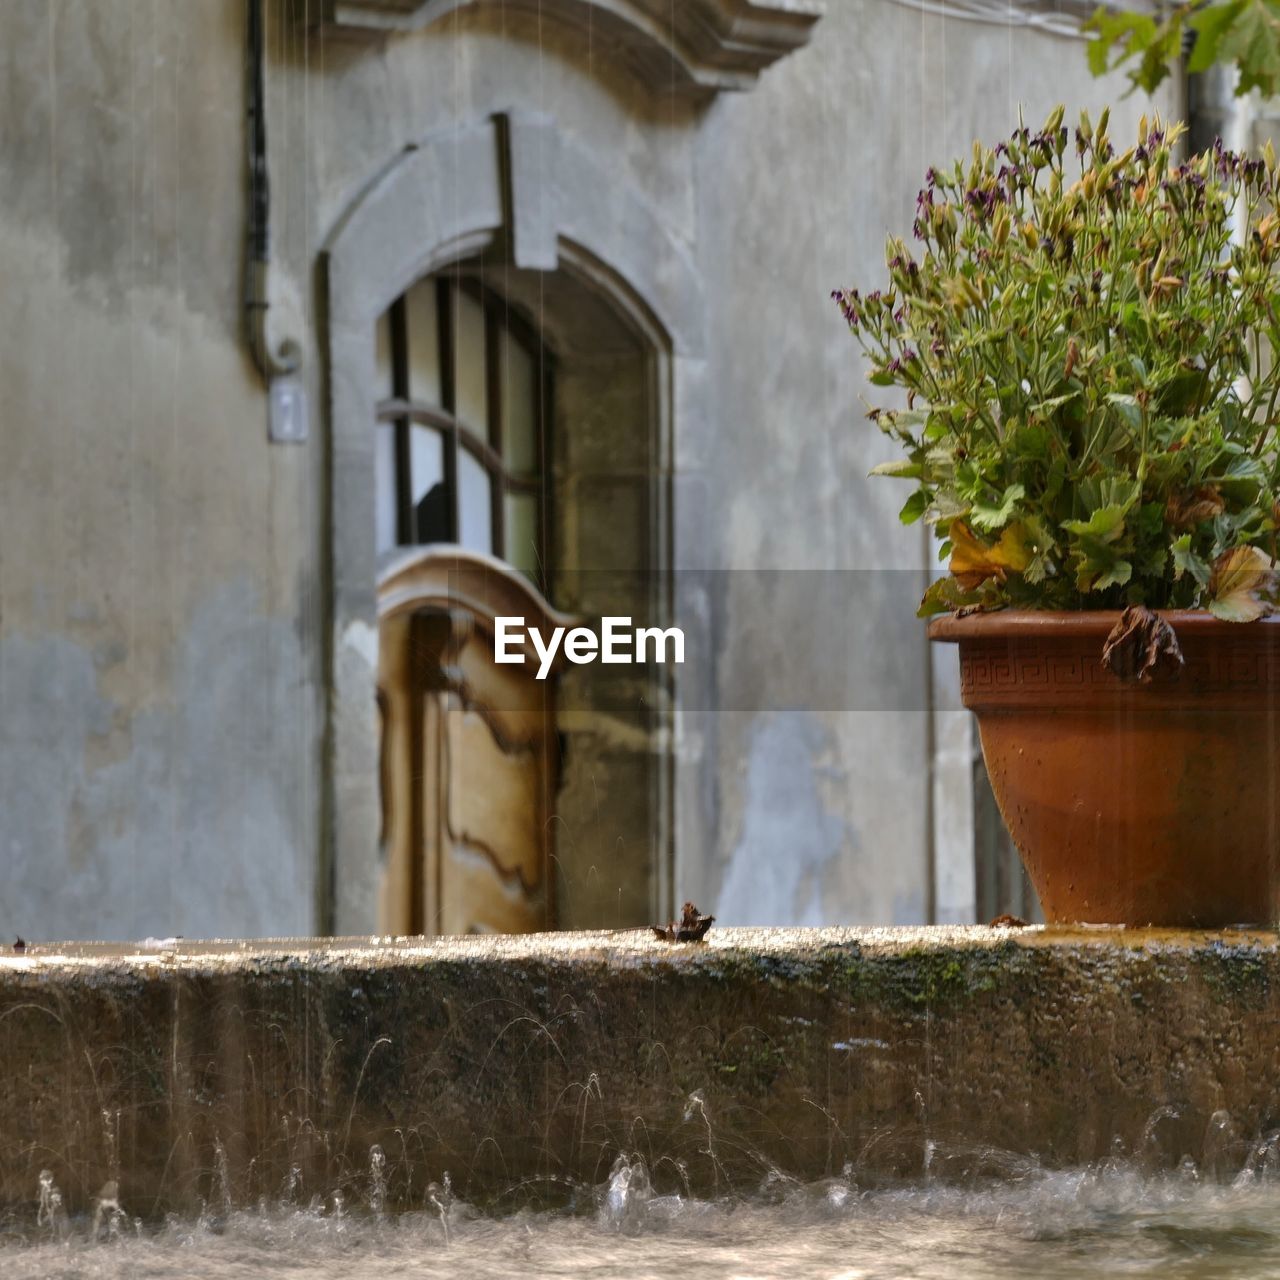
top-left (917, 575), bottom-right (986, 617)
top-left (1165, 485), bottom-right (1225, 531)
top-left (1102, 605), bottom-right (1184, 683)
top-left (1207, 545), bottom-right (1277, 621)
top-left (652, 901), bottom-right (715, 943)
top-left (949, 521), bottom-right (1033, 589)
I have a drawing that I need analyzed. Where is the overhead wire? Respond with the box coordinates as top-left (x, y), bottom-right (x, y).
top-left (884, 0), bottom-right (1093, 41)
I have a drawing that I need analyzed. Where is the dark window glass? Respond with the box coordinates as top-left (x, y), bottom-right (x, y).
top-left (374, 276), bottom-right (551, 584)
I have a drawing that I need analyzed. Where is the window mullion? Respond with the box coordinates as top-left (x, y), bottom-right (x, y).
top-left (486, 300), bottom-right (504, 558)
top-left (437, 278), bottom-right (460, 543)
top-left (390, 296), bottom-right (411, 545)
top-left (538, 357), bottom-right (554, 591)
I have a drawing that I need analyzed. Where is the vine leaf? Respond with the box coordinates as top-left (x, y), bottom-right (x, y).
top-left (1087, 0), bottom-right (1280, 99)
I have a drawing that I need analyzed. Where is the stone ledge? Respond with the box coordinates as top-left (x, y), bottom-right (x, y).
top-left (312, 0), bottom-right (824, 98)
top-left (1, 926), bottom-right (1276, 1215)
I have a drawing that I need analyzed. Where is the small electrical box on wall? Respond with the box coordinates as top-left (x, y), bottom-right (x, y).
top-left (268, 378), bottom-right (307, 444)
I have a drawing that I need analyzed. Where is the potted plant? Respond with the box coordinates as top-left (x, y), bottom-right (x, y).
top-left (834, 108), bottom-right (1280, 926)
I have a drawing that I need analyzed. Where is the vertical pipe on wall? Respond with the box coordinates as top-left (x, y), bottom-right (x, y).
top-left (246, 0), bottom-right (301, 382)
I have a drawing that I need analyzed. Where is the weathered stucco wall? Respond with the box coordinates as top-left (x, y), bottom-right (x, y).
top-left (1, 927), bottom-right (1276, 1216)
top-left (678, 3), bottom-right (1179, 925)
top-left (0, 1), bottom-right (323, 940)
top-left (0, 0), bottom-right (1177, 940)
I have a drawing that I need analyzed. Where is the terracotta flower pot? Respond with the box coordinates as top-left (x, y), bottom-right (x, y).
top-left (930, 611), bottom-right (1280, 927)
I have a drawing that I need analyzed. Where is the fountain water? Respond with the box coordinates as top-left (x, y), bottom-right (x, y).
top-left (5, 926), bottom-right (1280, 1275)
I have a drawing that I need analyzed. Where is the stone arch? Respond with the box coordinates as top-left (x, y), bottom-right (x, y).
top-left (321, 113), bottom-right (706, 930)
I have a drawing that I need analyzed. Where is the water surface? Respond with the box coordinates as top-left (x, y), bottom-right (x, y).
top-left (10, 1162), bottom-right (1280, 1279)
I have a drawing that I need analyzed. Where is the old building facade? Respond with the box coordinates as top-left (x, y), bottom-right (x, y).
top-left (0, 0), bottom-right (1173, 940)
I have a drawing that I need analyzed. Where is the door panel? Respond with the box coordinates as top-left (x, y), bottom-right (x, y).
top-left (376, 551), bottom-right (569, 936)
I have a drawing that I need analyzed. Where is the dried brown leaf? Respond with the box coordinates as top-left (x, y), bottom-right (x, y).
top-left (1101, 605), bottom-right (1184, 683)
top-left (652, 901), bottom-right (715, 943)
top-left (1164, 485), bottom-right (1225, 531)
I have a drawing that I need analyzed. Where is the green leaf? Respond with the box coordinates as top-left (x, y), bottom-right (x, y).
top-left (868, 369), bottom-right (896, 386)
top-left (1062, 504), bottom-right (1128, 542)
top-left (1157, 367), bottom-right (1210, 417)
top-left (1218, 0), bottom-right (1280, 95)
top-left (1105, 393), bottom-right (1142, 429)
top-left (1188, 0), bottom-right (1246, 73)
top-left (928, 491), bottom-right (971, 524)
top-left (869, 458), bottom-right (923, 479)
top-left (1008, 422), bottom-right (1053, 460)
top-left (1029, 392), bottom-right (1080, 417)
top-left (1172, 534), bottom-right (1212, 587)
top-left (1212, 453), bottom-right (1268, 498)
top-left (1136, 501), bottom-right (1166, 538)
top-left (879, 409), bottom-right (930, 433)
top-left (1098, 425), bottom-right (1133, 458)
top-left (1084, 7), bottom-right (1157, 76)
top-left (1095, 559), bottom-right (1133, 590)
top-left (970, 483), bottom-right (1027, 532)
top-left (1024, 553), bottom-right (1053, 585)
top-left (899, 490), bottom-right (930, 525)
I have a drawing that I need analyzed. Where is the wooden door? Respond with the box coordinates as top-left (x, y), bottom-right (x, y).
top-left (376, 551), bottom-right (571, 935)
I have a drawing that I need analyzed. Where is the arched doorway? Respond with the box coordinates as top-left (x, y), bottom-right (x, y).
top-left (322, 114), bottom-right (705, 934)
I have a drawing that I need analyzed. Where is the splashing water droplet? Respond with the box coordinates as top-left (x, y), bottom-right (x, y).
top-left (369, 1143), bottom-right (387, 1216)
top-left (600, 1154), bottom-right (652, 1232)
top-left (36, 1169), bottom-right (68, 1239)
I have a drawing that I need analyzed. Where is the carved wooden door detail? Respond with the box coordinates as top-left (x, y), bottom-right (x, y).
top-left (376, 551), bottom-right (569, 935)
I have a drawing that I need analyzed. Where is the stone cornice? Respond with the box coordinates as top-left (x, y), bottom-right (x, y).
top-left (315, 0), bottom-right (824, 97)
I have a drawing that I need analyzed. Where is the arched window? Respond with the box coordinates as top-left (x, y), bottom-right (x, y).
top-left (374, 274), bottom-right (551, 580)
